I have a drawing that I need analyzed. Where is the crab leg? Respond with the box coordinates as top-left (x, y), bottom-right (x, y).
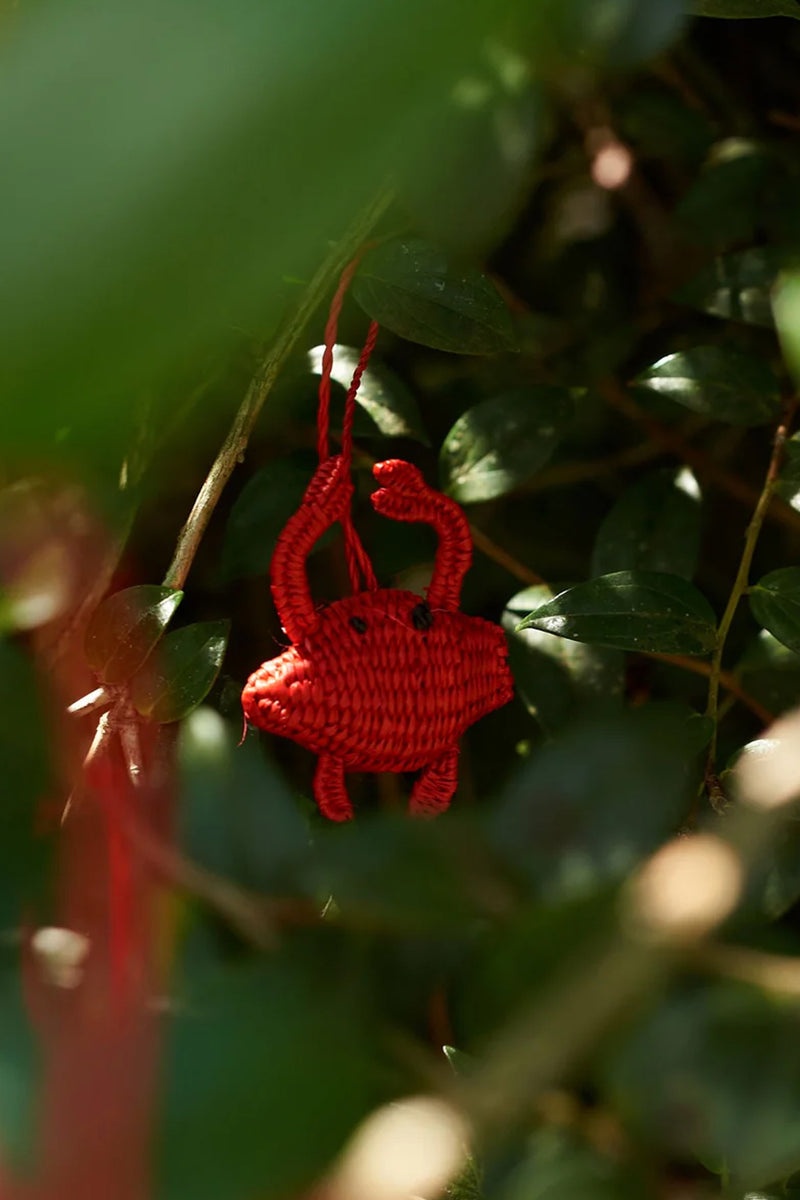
top-left (371, 461), bottom-right (472, 610)
top-left (409, 746), bottom-right (459, 817)
top-left (314, 754), bottom-right (353, 822)
top-left (270, 456), bottom-right (353, 644)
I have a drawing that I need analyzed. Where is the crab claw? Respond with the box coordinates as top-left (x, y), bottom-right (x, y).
top-left (371, 459), bottom-right (430, 520)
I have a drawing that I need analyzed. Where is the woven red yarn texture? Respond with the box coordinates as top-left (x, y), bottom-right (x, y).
top-left (242, 456), bottom-right (514, 821)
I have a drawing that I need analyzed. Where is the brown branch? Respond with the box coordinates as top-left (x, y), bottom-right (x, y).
top-left (647, 653), bottom-right (774, 726)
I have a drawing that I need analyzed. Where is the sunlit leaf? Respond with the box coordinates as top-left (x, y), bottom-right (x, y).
top-left (352, 237), bottom-right (516, 355)
top-left (130, 619), bottom-right (229, 723)
top-left (307, 344), bottom-right (428, 444)
top-left (635, 347), bottom-right (781, 426)
top-left (591, 467), bottom-right (703, 579)
top-left (773, 270), bottom-right (800, 388)
top-left (503, 585), bottom-right (623, 733)
top-left (440, 387), bottom-right (576, 503)
top-left (749, 567), bottom-right (800, 656)
top-left (516, 571), bottom-right (717, 656)
top-left (84, 585), bottom-right (183, 685)
top-left (673, 247), bottom-right (787, 327)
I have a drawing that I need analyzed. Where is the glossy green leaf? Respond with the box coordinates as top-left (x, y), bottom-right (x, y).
top-left (156, 961), bottom-right (374, 1200)
top-left (307, 344), bottom-right (428, 444)
top-left (352, 237), bottom-right (516, 355)
top-left (774, 270), bottom-right (800, 387)
top-left (635, 347), bottom-right (781, 426)
top-left (130, 620), bottom-right (230, 723)
top-left (689, 0), bottom-right (800, 15)
top-left (217, 456), bottom-right (329, 585)
top-left (503, 585), bottom-right (624, 733)
top-left (775, 430), bottom-right (800, 506)
top-left (440, 387), bottom-right (576, 503)
top-left (591, 467), bottom-right (703, 579)
top-left (749, 567), bottom-right (800, 655)
top-left (84, 585), bottom-right (183, 685)
top-left (605, 983), bottom-right (800, 1187)
top-left (516, 571), bottom-right (717, 656)
top-left (673, 247), bottom-right (786, 327)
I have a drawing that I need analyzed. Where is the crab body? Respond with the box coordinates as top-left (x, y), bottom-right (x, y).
top-left (242, 457), bottom-right (513, 820)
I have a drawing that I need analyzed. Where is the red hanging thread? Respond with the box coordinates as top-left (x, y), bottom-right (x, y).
top-left (242, 257), bottom-right (513, 820)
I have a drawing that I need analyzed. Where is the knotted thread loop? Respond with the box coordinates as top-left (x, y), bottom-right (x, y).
top-left (316, 255), bottom-right (379, 593)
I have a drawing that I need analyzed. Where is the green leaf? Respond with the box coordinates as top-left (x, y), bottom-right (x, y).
top-left (516, 571), bottom-right (718, 656)
top-left (130, 620), bottom-right (229, 723)
top-left (352, 237), bottom-right (516, 355)
top-left (84, 585), bottom-right (183, 685)
top-left (0, 955), bottom-right (39, 1171)
top-left (604, 983), bottom-right (800, 1187)
top-left (217, 455), bottom-right (331, 585)
top-left (591, 467), bottom-right (703, 579)
top-left (688, 0), bottom-right (800, 15)
top-left (490, 706), bottom-right (697, 902)
top-left (156, 960), bottom-right (374, 1200)
top-left (307, 344), bottom-right (429, 444)
top-left (440, 387), bottom-right (576, 503)
top-left (635, 347), bottom-right (781, 426)
top-left (0, 0), bottom-right (506, 473)
top-left (775, 430), bottom-right (800, 505)
top-left (501, 1128), bottom-right (642, 1200)
top-left (774, 270), bottom-right (800, 388)
top-left (0, 640), bottom-right (53, 928)
top-left (673, 247), bottom-right (787, 327)
top-left (503, 585), bottom-right (624, 733)
top-left (178, 708), bottom-right (309, 893)
top-left (399, 51), bottom-right (544, 255)
top-left (749, 567), bottom-right (800, 656)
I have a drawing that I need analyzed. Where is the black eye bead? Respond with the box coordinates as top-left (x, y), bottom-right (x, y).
top-left (411, 601), bottom-right (434, 631)
top-left (349, 615), bottom-right (368, 634)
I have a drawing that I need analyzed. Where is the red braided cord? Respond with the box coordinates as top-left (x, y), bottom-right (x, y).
top-left (316, 257), bottom-right (380, 594)
top-left (316, 255), bottom-right (363, 464)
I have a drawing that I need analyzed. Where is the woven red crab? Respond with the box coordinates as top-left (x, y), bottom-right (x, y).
top-left (242, 453), bottom-right (513, 820)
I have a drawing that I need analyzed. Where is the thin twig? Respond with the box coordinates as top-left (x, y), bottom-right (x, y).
top-left (702, 942), bottom-right (800, 999)
top-left (704, 400), bottom-right (797, 778)
top-left (601, 379), bottom-right (800, 537)
top-left (162, 189), bottom-right (392, 590)
top-left (468, 524), bottom-right (545, 587)
top-left (648, 653), bottom-right (774, 727)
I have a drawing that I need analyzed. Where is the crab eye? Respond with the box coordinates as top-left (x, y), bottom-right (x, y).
top-left (411, 601), bottom-right (434, 631)
top-left (349, 615), bottom-right (368, 634)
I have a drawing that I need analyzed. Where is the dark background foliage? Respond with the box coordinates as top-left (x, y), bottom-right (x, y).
top-left (5, 1), bottom-right (800, 1198)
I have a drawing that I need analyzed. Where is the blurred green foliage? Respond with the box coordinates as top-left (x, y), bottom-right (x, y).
top-left (7, 2), bottom-right (800, 1199)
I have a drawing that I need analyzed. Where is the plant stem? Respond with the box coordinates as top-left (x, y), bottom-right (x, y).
top-left (162, 188), bottom-right (392, 590)
top-left (704, 402), bottom-right (796, 777)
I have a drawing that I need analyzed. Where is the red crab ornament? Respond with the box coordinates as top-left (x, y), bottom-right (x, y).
top-left (242, 453), bottom-right (513, 821)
